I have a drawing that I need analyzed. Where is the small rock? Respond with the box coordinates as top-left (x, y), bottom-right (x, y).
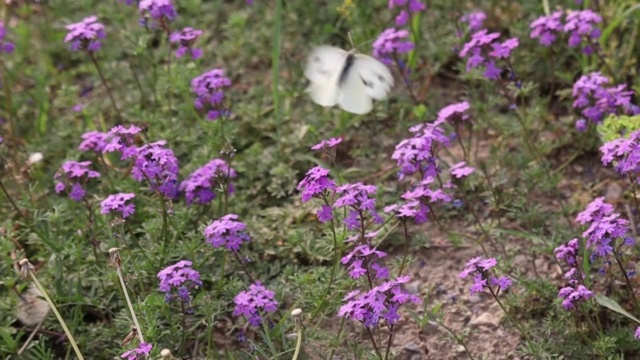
top-left (606, 182), bottom-right (623, 204)
top-left (456, 345), bottom-right (466, 353)
top-left (468, 294), bottom-right (483, 303)
top-left (404, 342), bottom-right (420, 353)
top-left (468, 311), bottom-right (501, 327)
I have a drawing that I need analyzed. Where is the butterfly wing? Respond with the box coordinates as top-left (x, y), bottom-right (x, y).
top-left (352, 54), bottom-right (394, 100)
top-left (337, 59), bottom-right (373, 115)
top-left (304, 46), bottom-right (348, 107)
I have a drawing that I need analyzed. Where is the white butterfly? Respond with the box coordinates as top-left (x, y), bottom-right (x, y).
top-left (304, 45), bottom-right (394, 115)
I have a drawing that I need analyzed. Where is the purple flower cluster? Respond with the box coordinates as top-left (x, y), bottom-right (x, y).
top-left (0, 22), bottom-right (15, 55)
top-left (600, 129), bottom-right (640, 176)
top-left (391, 117), bottom-right (449, 180)
top-left (157, 260), bottom-right (202, 304)
top-left (572, 72), bottom-right (638, 124)
top-left (103, 125), bottom-right (143, 160)
top-left (554, 238), bottom-right (594, 309)
top-left (334, 183), bottom-right (383, 230)
top-left (54, 161), bottom-right (101, 202)
top-left (459, 256), bottom-right (511, 294)
top-left (179, 159), bottom-right (236, 205)
top-left (387, 0), bottom-right (426, 26)
top-left (121, 343), bottom-right (152, 360)
top-left (576, 197), bottom-right (631, 258)
top-left (459, 29), bottom-right (519, 80)
top-left (341, 244), bottom-right (389, 279)
top-left (203, 214), bottom-right (251, 252)
top-left (460, 11), bottom-right (487, 33)
top-left (131, 140), bottom-right (180, 199)
top-left (139, 0), bottom-right (177, 26)
top-left (232, 281), bottom-right (278, 327)
top-left (170, 27), bottom-right (203, 60)
top-left (78, 131), bottom-right (109, 153)
top-left (64, 16), bottom-right (106, 53)
top-left (311, 137), bottom-right (342, 151)
top-left (437, 101), bottom-right (470, 123)
top-left (564, 10), bottom-right (602, 54)
top-left (385, 177), bottom-right (451, 223)
top-left (297, 166), bottom-right (337, 223)
top-left (372, 28), bottom-right (415, 65)
top-left (100, 193), bottom-right (136, 218)
top-left (338, 275), bottom-right (421, 327)
top-left (191, 68), bottom-right (232, 121)
top-left (529, 10), bottom-right (564, 46)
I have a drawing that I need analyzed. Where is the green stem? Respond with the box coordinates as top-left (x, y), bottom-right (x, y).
top-left (115, 265), bottom-right (145, 343)
top-left (89, 53), bottom-right (123, 123)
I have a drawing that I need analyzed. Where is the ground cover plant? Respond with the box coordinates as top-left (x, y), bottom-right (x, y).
top-left (5, 0), bottom-right (640, 359)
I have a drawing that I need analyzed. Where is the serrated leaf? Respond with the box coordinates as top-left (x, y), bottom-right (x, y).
top-left (595, 293), bottom-right (640, 324)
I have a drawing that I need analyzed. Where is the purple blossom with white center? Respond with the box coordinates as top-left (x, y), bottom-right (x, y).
top-left (232, 282), bottom-right (278, 327)
top-left (334, 183), bottom-right (383, 230)
top-left (296, 166), bottom-right (336, 203)
top-left (460, 11), bottom-right (487, 33)
top-left (338, 275), bottom-right (421, 327)
top-left (78, 131), bottom-right (108, 153)
top-left (530, 10), bottom-right (564, 46)
top-left (170, 27), bottom-right (203, 59)
top-left (132, 140), bottom-right (180, 199)
top-left (391, 118), bottom-right (449, 180)
top-left (0, 22), bottom-right (15, 55)
top-left (54, 161), bottom-right (101, 202)
top-left (372, 28), bottom-right (415, 65)
top-left (572, 72), bottom-right (639, 124)
top-left (64, 16), bottom-right (106, 53)
top-left (450, 161), bottom-right (475, 179)
top-left (341, 244), bottom-right (388, 279)
top-left (600, 129), bottom-right (640, 176)
top-left (100, 193), bottom-right (136, 218)
top-left (179, 159), bottom-right (236, 205)
top-left (437, 101), bottom-right (470, 123)
top-left (138, 0), bottom-right (177, 26)
top-left (121, 343), bottom-right (152, 360)
top-left (191, 68), bottom-right (232, 121)
top-left (203, 214), bottom-right (251, 252)
top-left (459, 30), bottom-right (519, 80)
top-left (311, 137), bottom-right (342, 151)
top-left (103, 124), bottom-right (143, 160)
top-left (157, 260), bottom-right (202, 304)
top-left (563, 9), bottom-right (602, 54)
top-left (459, 256), bottom-right (510, 294)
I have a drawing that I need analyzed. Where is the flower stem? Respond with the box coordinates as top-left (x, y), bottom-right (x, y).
top-left (365, 327), bottom-right (384, 360)
top-left (89, 53), bottom-right (123, 123)
top-left (114, 262), bottom-right (145, 343)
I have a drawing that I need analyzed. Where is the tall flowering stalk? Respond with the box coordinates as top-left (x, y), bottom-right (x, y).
top-left (64, 16), bottom-right (122, 121)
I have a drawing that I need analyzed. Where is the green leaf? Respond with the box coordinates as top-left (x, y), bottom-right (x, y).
top-left (595, 294), bottom-right (640, 324)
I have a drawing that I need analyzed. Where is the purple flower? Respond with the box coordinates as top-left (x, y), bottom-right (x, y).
top-left (391, 119), bottom-right (449, 180)
top-left (121, 343), bottom-right (152, 360)
top-left (459, 30), bottom-right (518, 80)
top-left (559, 284), bottom-right (593, 309)
top-left (341, 244), bottom-right (388, 279)
top-left (131, 140), bottom-right (180, 199)
top-left (338, 275), bottom-right (421, 327)
top-left (139, 0), bottom-right (177, 26)
top-left (572, 72), bottom-right (638, 124)
top-left (334, 183), bottom-right (383, 230)
top-left (450, 161), bottom-right (475, 179)
top-left (157, 260), bottom-right (202, 304)
top-left (490, 276), bottom-right (512, 291)
top-left (438, 101), bottom-right (470, 123)
top-left (100, 193), bottom-right (136, 218)
top-left (0, 22), bottom-right (15, 54)
top-left (388, 0), bottom-right (426, 26)
top-left (530, 10), bottom-right (564, 46)
top-left (372, 28), bottom-right (415, 65)
top-left (297, 166), bottom-right (336, 202)
top-left (64, 16), bottom-right (106, 53)
top-left (203, 214), bottom-right (251, 252)
top-left (459, 256), bottom-right (509, 294)
top-left (103, 124), bottom-right (143, 160)
top-left (460, 11), bottom-right (487, 33)
top-left (179, 159), bottom-right (236, 205)
top-left (600, 129), bottom-right (640, 176)
top-left (563, 10), bottom-right (602, 54)
top-left (575, 119), bottom-right (587, 132)
top-left (311, 137), bottom-right (342, 151)
top-left (575, 197), bottom-right (614, 224)
top-left (54, 161), bottom-right (101, 202)
top-left (317, 204), bottom-right (333, 223)
top-left (635, 326), bottom-right (640, 340)
top-left (78, 131), bottom-right (109, 153)
top-left (232, 282), bottom-right (278, 327)
top-left (191, 68), bottom-right (232, 121)
top-left (554, 238), bottom-right (580, 266)
top-left (170, 27), bottom-right (203, 59)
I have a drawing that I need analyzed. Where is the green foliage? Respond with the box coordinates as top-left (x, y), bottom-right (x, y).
top-left (598, 114), bottom-right (640, 142)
